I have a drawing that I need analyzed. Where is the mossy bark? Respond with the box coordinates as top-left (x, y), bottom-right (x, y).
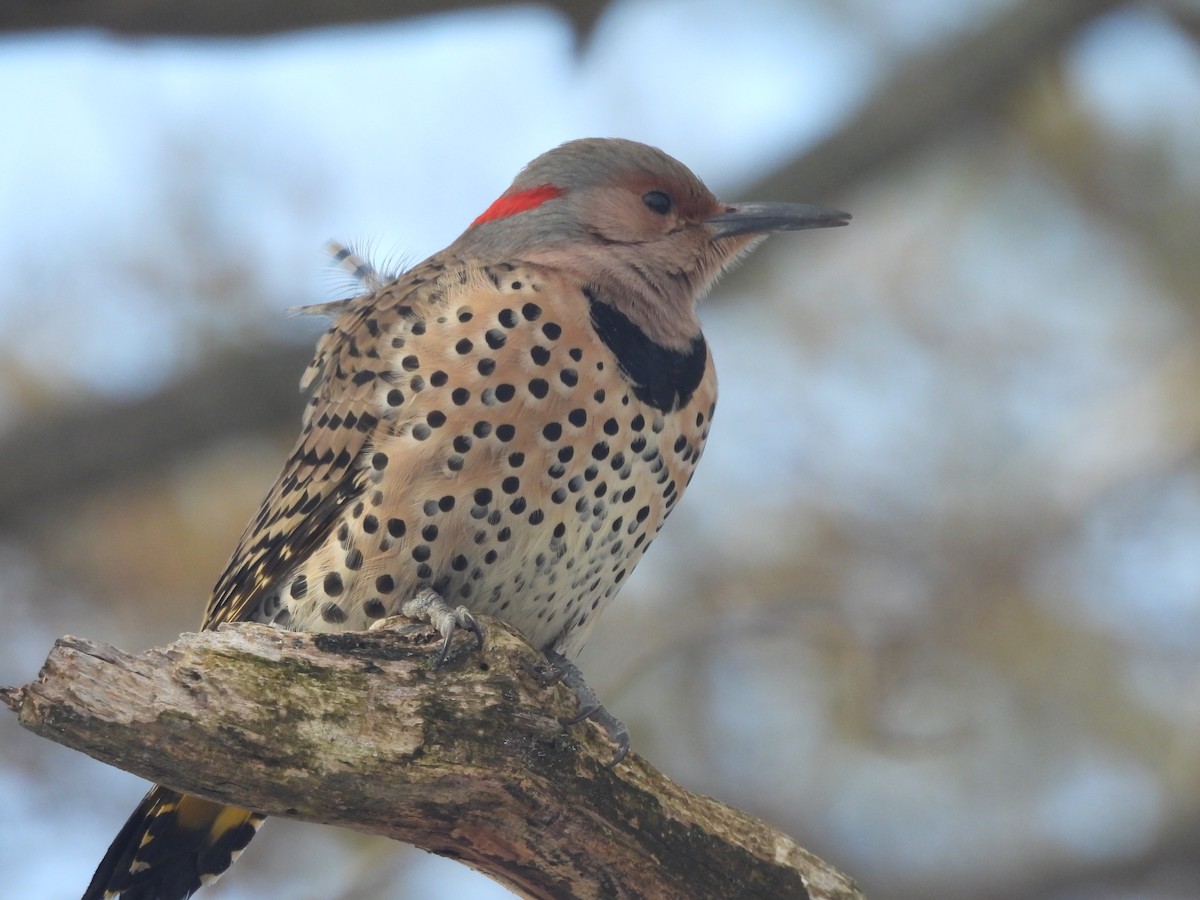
top-left (5, 619), bottom-right (862, 900)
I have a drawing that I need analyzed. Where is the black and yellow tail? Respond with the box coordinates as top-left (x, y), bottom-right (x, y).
top-left (83, 786), bottom-right (264, 900)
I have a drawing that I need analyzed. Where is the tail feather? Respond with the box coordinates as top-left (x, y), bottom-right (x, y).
top-left (83, 786), bottom-right (264, 900)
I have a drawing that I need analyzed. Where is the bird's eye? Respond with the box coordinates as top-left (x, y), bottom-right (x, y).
top-left (642, 190), bottom-right (672, 215)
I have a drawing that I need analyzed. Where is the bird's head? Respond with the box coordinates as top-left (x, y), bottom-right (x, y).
top-left (454, 138), bottom-right (849, 348)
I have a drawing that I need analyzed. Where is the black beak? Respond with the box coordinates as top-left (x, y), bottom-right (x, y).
top-left (706, 202), bottom-right (851, 239)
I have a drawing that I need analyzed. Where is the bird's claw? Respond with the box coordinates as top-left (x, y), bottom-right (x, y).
top-left (542, 649), bottom-right (630, 767)
top-left (371, 588), bottom-right (485, 666)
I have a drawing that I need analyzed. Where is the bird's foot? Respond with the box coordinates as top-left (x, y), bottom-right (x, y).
top-left (368, 588), bottom-right (484, 667)
top-left (541, 649), bottom-right (630, 767)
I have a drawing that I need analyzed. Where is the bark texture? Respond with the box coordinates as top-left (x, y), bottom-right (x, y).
top-left (4, 619), bottom-right (863, 900)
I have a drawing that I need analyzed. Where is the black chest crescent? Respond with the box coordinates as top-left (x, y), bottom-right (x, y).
top-left (585, 286), bottom-right (707, 413)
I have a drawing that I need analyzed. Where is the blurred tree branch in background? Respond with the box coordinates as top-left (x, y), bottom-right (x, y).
top-left (739, 0), bottom-right (1126, 201)
top-left (3, 620), bottom-right (863, 900)
top-left (1161, 0), bottom-right (1200, 43)
top-left (0, 0), bottom-right (1129, 529)
top-left (0, 344), bottom-right (309, 528)
top-left (0, 0), bottom-right (608, 41)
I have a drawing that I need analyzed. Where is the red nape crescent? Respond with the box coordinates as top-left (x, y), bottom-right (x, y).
top-left (470, 183), bottom-right (564, 227)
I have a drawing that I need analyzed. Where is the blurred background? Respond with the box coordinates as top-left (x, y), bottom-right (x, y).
top-left (3, 0), bottom-right (1200, 897)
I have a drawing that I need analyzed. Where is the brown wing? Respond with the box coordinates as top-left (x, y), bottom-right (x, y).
top-left (202, 263), bottom-right (449, 629)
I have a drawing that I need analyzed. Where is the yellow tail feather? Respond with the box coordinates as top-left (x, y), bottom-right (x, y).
top-left (83, 786), bottom-right (263, 900)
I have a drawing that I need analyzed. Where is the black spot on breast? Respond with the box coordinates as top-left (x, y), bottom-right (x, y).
top-left (585, 286), bottom-right (707, 412)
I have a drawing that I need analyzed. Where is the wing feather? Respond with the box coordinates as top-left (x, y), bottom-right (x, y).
top-left (202, 265), bottom-right (449, 628)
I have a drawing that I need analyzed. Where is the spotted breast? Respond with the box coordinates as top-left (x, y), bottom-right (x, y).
top-left (212, 258), bottom-right (715, 656)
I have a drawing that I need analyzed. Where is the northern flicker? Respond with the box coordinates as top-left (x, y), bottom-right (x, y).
top-left (82, 138), bottom-right (849, 899)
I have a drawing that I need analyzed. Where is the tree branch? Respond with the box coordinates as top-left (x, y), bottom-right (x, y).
top-left (0, 342), bottom-right (310, 529)
top-left (739, 0), bottom-right (1127, 202)
top-left (4, 619), bottom-right (862, 900)
top-left (0, 0), bottom-right (609, 40)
